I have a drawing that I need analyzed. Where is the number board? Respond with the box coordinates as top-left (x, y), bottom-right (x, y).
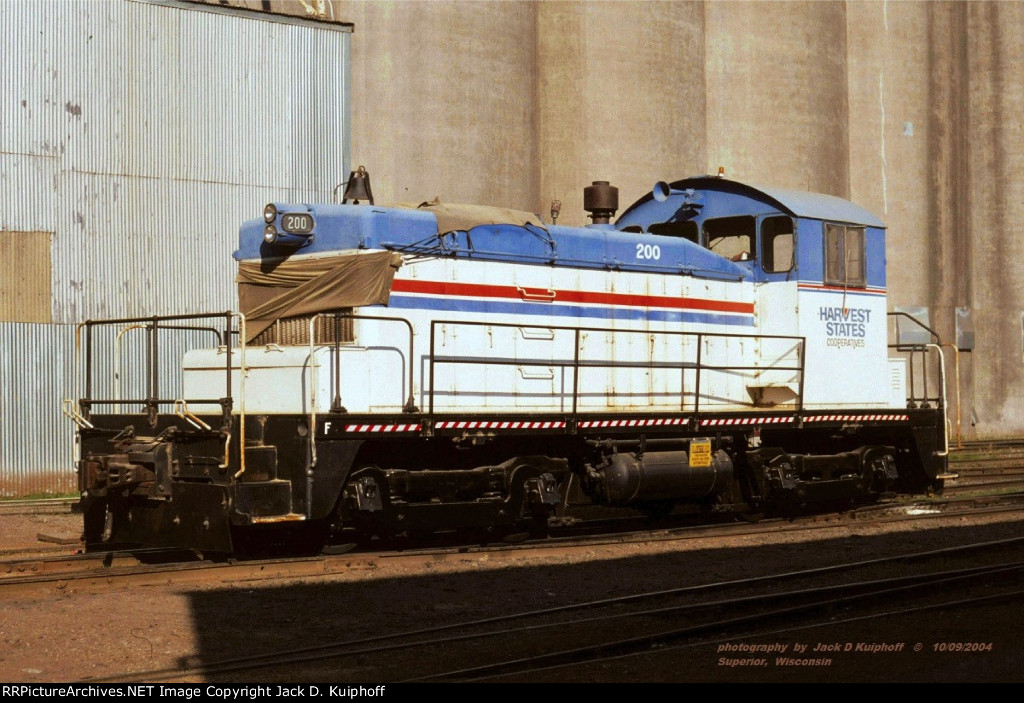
top-left (281, 213), bottom-right (315, 234)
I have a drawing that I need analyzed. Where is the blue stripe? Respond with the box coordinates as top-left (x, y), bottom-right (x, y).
top-left (388, 295), bottom-right (756, 328)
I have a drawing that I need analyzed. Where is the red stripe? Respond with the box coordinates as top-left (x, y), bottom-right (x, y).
top-left (797, 283), bottom-right (886, 295)
top-left (391, 279), bottom-right (754, 315)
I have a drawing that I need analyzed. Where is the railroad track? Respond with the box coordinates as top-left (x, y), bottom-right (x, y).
top-left (78, 534), bottom-right (1024, 683)
top-left (0, 497), bottom-right (77, 516)
top-left (3, 491), bottom-right (1024, 597)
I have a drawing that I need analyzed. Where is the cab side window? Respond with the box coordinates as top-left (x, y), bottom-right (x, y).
top-left (824, 223), bottom-right (866, 287)
top-left (704, 216), bottom-right (755, 262)
top-left (648, 220), bottom-right (699, 243)
top-left (761, 216), bottom-right (794, 273)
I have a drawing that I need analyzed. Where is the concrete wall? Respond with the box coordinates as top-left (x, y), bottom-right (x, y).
top-left (964, 1), bottom-right (1024, 433)
top-left (342, 0), bottom-right (538, 210)
top-left (705, 1), bottom-right (850, 196)
top-left (536, 1), bottom-right (707, 227)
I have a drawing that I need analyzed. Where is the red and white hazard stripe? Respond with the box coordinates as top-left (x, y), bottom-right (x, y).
top-left (343, 424), bottom-right (422, 433)
top-left (434, 420), bottom-right (566, 430)
top-left (578, 418), bottom-right (687, 428)
top-left (804, 414), bottom-right (909, 423)
top-left (699, 417), bottom-right (795, 427)
top-left (337, 414), bottom-right (908, 434)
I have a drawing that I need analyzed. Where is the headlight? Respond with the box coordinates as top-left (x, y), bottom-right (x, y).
top-left (263, 225), bottom-right (278, 243)
top-left (263, 203), bottom-right (277, 224)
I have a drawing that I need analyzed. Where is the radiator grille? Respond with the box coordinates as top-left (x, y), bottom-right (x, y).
top-left (250, 313), bottom-right (354, 346)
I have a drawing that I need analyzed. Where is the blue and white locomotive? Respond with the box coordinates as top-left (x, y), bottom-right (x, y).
top-left (73, 173), bottom-right (949, 552)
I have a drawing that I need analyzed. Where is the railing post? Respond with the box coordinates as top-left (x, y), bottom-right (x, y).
top-left (572, 328), bottom-right (581, 415)
top-left (694, 333), bottom-right (703, 416)
top-left (152, 317), bottom-right (160, 402)
top-left (429, 321), bottom-right (436, 417)
top-left (921, 347), bottom-right (930, 407)
top-left (331, 312), bottom-right (345, 413)
top-left (797, 339), bottom-right (806, 412)
top-left (907, 350), bottom-right (916, 406)
top-left (146, 319), bottom-right (158, 426)
top-left (85, 322), bottom-right (93, 401)
top-left (224, 313), bottom-right (232, 415)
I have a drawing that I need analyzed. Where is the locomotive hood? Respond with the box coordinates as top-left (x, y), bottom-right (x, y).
top-left (393, 198), bottom-right (546, 234)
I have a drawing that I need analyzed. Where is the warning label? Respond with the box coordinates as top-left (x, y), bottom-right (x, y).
top-left (689, 438), bottom-right (712, 468)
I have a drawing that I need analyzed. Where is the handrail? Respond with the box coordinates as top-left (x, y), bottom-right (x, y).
top-left (940, 342), bottom-right (962, 449)
top-left (174, 399), bottom-right (212, 431)
top-left (71, 311), bottom-right (240, 430)
top-left (307, 311), bottom-right (417, 470)
top-left (886, 311), bottom-right (946, 408)
top-left (925, 343), bottom-right (950, 457)
top-left (114, 324), bottom-right (223, 413)
top-left (232, 312), bottom-right (247, 479)
top-left (427, 319), bottom-right (805, 418)
top-left (887, 311), bottom-right (941, 346)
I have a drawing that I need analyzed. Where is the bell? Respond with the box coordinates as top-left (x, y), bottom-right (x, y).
top-left (342, 165), bottom-right (374, 205)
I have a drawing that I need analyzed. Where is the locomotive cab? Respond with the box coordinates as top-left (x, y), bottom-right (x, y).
top-left (618, 177), bottom-right (895, 410)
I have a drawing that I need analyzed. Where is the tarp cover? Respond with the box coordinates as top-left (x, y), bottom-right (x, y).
top-left (396, 198), bottom-right (546, 235)
top-left (237, 250), bottom-right (403, 342)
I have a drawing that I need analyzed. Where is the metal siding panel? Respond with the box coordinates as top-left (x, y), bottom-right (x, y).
top-left (60, 1), bottom-right (119, 175)
top-left (0, 2), bottom-right (64, 159)
top-left (3, 1), bottom-right (349, 491)
top-left (0, 323), bottom-right (76, 495)
top-left (52, 174), bottom-right (346, 322)
top-left (0, 154), bottom-right (59, 233)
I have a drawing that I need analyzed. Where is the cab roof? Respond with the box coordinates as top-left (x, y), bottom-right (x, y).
top-left (618, 176), bottom-right (886, 229)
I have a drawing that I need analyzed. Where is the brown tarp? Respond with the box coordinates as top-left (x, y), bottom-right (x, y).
top-left (237, 250), bottom-right (403, 342)
top-left (395, 198), bottom-right (546, 234)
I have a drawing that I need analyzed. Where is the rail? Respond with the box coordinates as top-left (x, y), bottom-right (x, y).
top-left (307, 312), bottom-right (417, 470)
top-left (72, 311), bottom-right (807, 460)
top-left (887, 311), bottom-right (943, 408)
top-left (71, 312), bottom-right (243, 430)
top-left (426, 319), bottom-right (805, 417)
top-left (887, 311), bottom-right (951, 454)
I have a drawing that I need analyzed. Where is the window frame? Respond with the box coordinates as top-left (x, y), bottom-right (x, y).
top-left (760, 215), bottom-right (795, 274)
top-left (702, 215), bottom-right (757, 262)
top-left (823, 223), bottom-right (866, 288)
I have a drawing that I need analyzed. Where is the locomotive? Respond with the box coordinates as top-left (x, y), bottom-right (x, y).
top-left (70, 172), bottom-right (950, 553)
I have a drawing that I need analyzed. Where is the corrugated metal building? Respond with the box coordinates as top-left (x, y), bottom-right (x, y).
top-left (0, 0), bottom-right (351, 495)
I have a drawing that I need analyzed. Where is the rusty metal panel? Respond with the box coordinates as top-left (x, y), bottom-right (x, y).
top-left (0, 232), bottom-right (52, 323)
top-left (0, 323), bottom-right (77, 496)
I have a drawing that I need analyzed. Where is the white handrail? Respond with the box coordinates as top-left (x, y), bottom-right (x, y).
top-left (925, 343), bottom-right (949, 457)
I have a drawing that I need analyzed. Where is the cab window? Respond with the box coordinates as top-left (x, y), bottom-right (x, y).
top-left (824, 223), bottom-right (866, 287)
top-left (761, 216), bottom-right (794, 273)
top-left (704, 216), bottom-right (755, 262)
top-left (648, 220), bottom-right (698, 243)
